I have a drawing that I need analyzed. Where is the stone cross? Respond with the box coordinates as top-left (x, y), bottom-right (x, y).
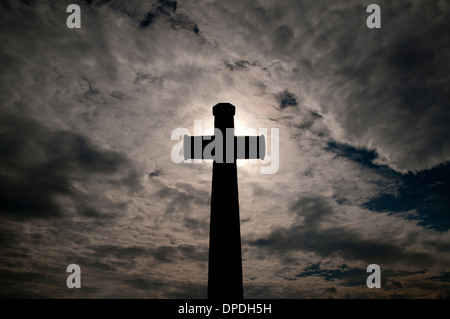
top-left (183, 103), bottom-right (265, 299)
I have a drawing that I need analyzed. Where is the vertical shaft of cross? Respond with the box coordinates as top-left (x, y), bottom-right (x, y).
top-left (208, 103), bottom-right (243, 299)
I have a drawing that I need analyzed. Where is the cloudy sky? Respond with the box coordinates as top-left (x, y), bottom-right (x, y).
top-left (1, 0), bottom-right (449, 299)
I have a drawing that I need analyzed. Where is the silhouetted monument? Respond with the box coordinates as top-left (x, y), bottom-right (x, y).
top-left (183, 103), bottom-right (265, 299)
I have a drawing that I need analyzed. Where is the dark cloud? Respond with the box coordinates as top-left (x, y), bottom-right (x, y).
top-left (69, 257), bottom-right (118, 272)
top-left (364, 162), bottom-right (450, 231)
top-left (430, 272), bottom-right (450, 283)
top-left (193, 25), bottom-right (199, 34)
top-left (165, 282), bottom-right (207, 298)
top-left (210, 0), bottom-right (450, 172)
top-left (153, 183), bottom-right (209, 216)
top-left (307, 1), bottom-right (450, 172)
top-left (148, 169), bottom-right (163, 178)
top-left (151, 244), bottom-right (208, 264)
top-left (0, 240), bottom-right (210, 298)
top-left (91, 244), bottom-right (148, 259)
top-left (0, 261), bottom-right (68, 299)
top-left (271, 25), bottom-right (294, 55)
top-left (0, 112), bottom-right (139, 219)
top-left (89, 242), bottom-right (206, 265)
top-left (295, 266), bottom-right (366, 287)
top-left (0, 269), bottom-right (54, 298)
top-left (136, 0), bottom-right (199, 35)
top-left (169, 14), bottom-right (200, 35)
top-left (158, 0), bottom-right (177, 13)
top-left (140, 12), bottom-right (156, 28)
top-left (182, 216), bottom-right (209, 236)
top-left (79, 0), bottom-right (197, 36)
top-left (250, 196), bottom-right (435, 268)
top-left (152, 245), bottom-right (178, 263)
top-left (225, 59), bottom-right (258, 71)
top-left (325, 142), bottom-right (450, 232)
top-left (326, 142), bottom-right (381, 169)
top-left (125, 274), bottom-right (207, 298)
top-left (276, 90), bottom-right (298, 109)
top-left (153, 183), bottom-right (210, 238)
top-left (388, 36), bottom-right (435, 79)
top-left (390, 281), bottom-right (403, 288)
top-left (125, 275), bottom-right (167, 291)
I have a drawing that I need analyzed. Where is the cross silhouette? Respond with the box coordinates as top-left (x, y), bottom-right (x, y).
top-left (183, 103), bottom-right (265, 299)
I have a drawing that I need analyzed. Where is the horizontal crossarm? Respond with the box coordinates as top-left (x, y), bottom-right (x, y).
top-left (183, 135), bottom-right (266, 161)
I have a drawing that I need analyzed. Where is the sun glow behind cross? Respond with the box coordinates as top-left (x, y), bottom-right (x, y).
top-left (185, 104), bottom-right (272, 172)
top-left (234, 118), bottom-right (261, 169)
top-left (198, 117), bottom-right (261, 168)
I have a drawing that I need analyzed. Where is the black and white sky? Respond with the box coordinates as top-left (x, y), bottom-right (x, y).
top-left (1, 0), bottom-right (449, 298)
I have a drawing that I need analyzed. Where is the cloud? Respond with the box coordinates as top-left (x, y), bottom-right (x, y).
top-left (225, 59), bottom-right (259, 71)
top-left (301, 1), bottom-right (450, 173)
top-left (190, 0), bottom-right (450, 173)
top-left (148, 169), bottom-right (163, 178)
top-left (153, 183), bottom-right (209, 216)
top-left (276, 90), bottom-right (299, 109)
top-left (124, 275), bottom-right (167, 292)
top-left (0, 111), bottom-right (140, 219)
top-left (135, 0), bottom-right (200, 35)
top-left (249, 196), bottom-right (436, 268)
top-left (364, 162), bottom-right (450, 231)
top-left (295, 265), bottom-right (366, 287)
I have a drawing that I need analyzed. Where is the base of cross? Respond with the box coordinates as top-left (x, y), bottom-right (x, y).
top-left (183, 103), bottom-right (266, 299)
top-left (208, 161), bottom-right (243, 299)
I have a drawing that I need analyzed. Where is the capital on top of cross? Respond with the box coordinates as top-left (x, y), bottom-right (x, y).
top-left (213, 103), bottom-right (235, 116)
